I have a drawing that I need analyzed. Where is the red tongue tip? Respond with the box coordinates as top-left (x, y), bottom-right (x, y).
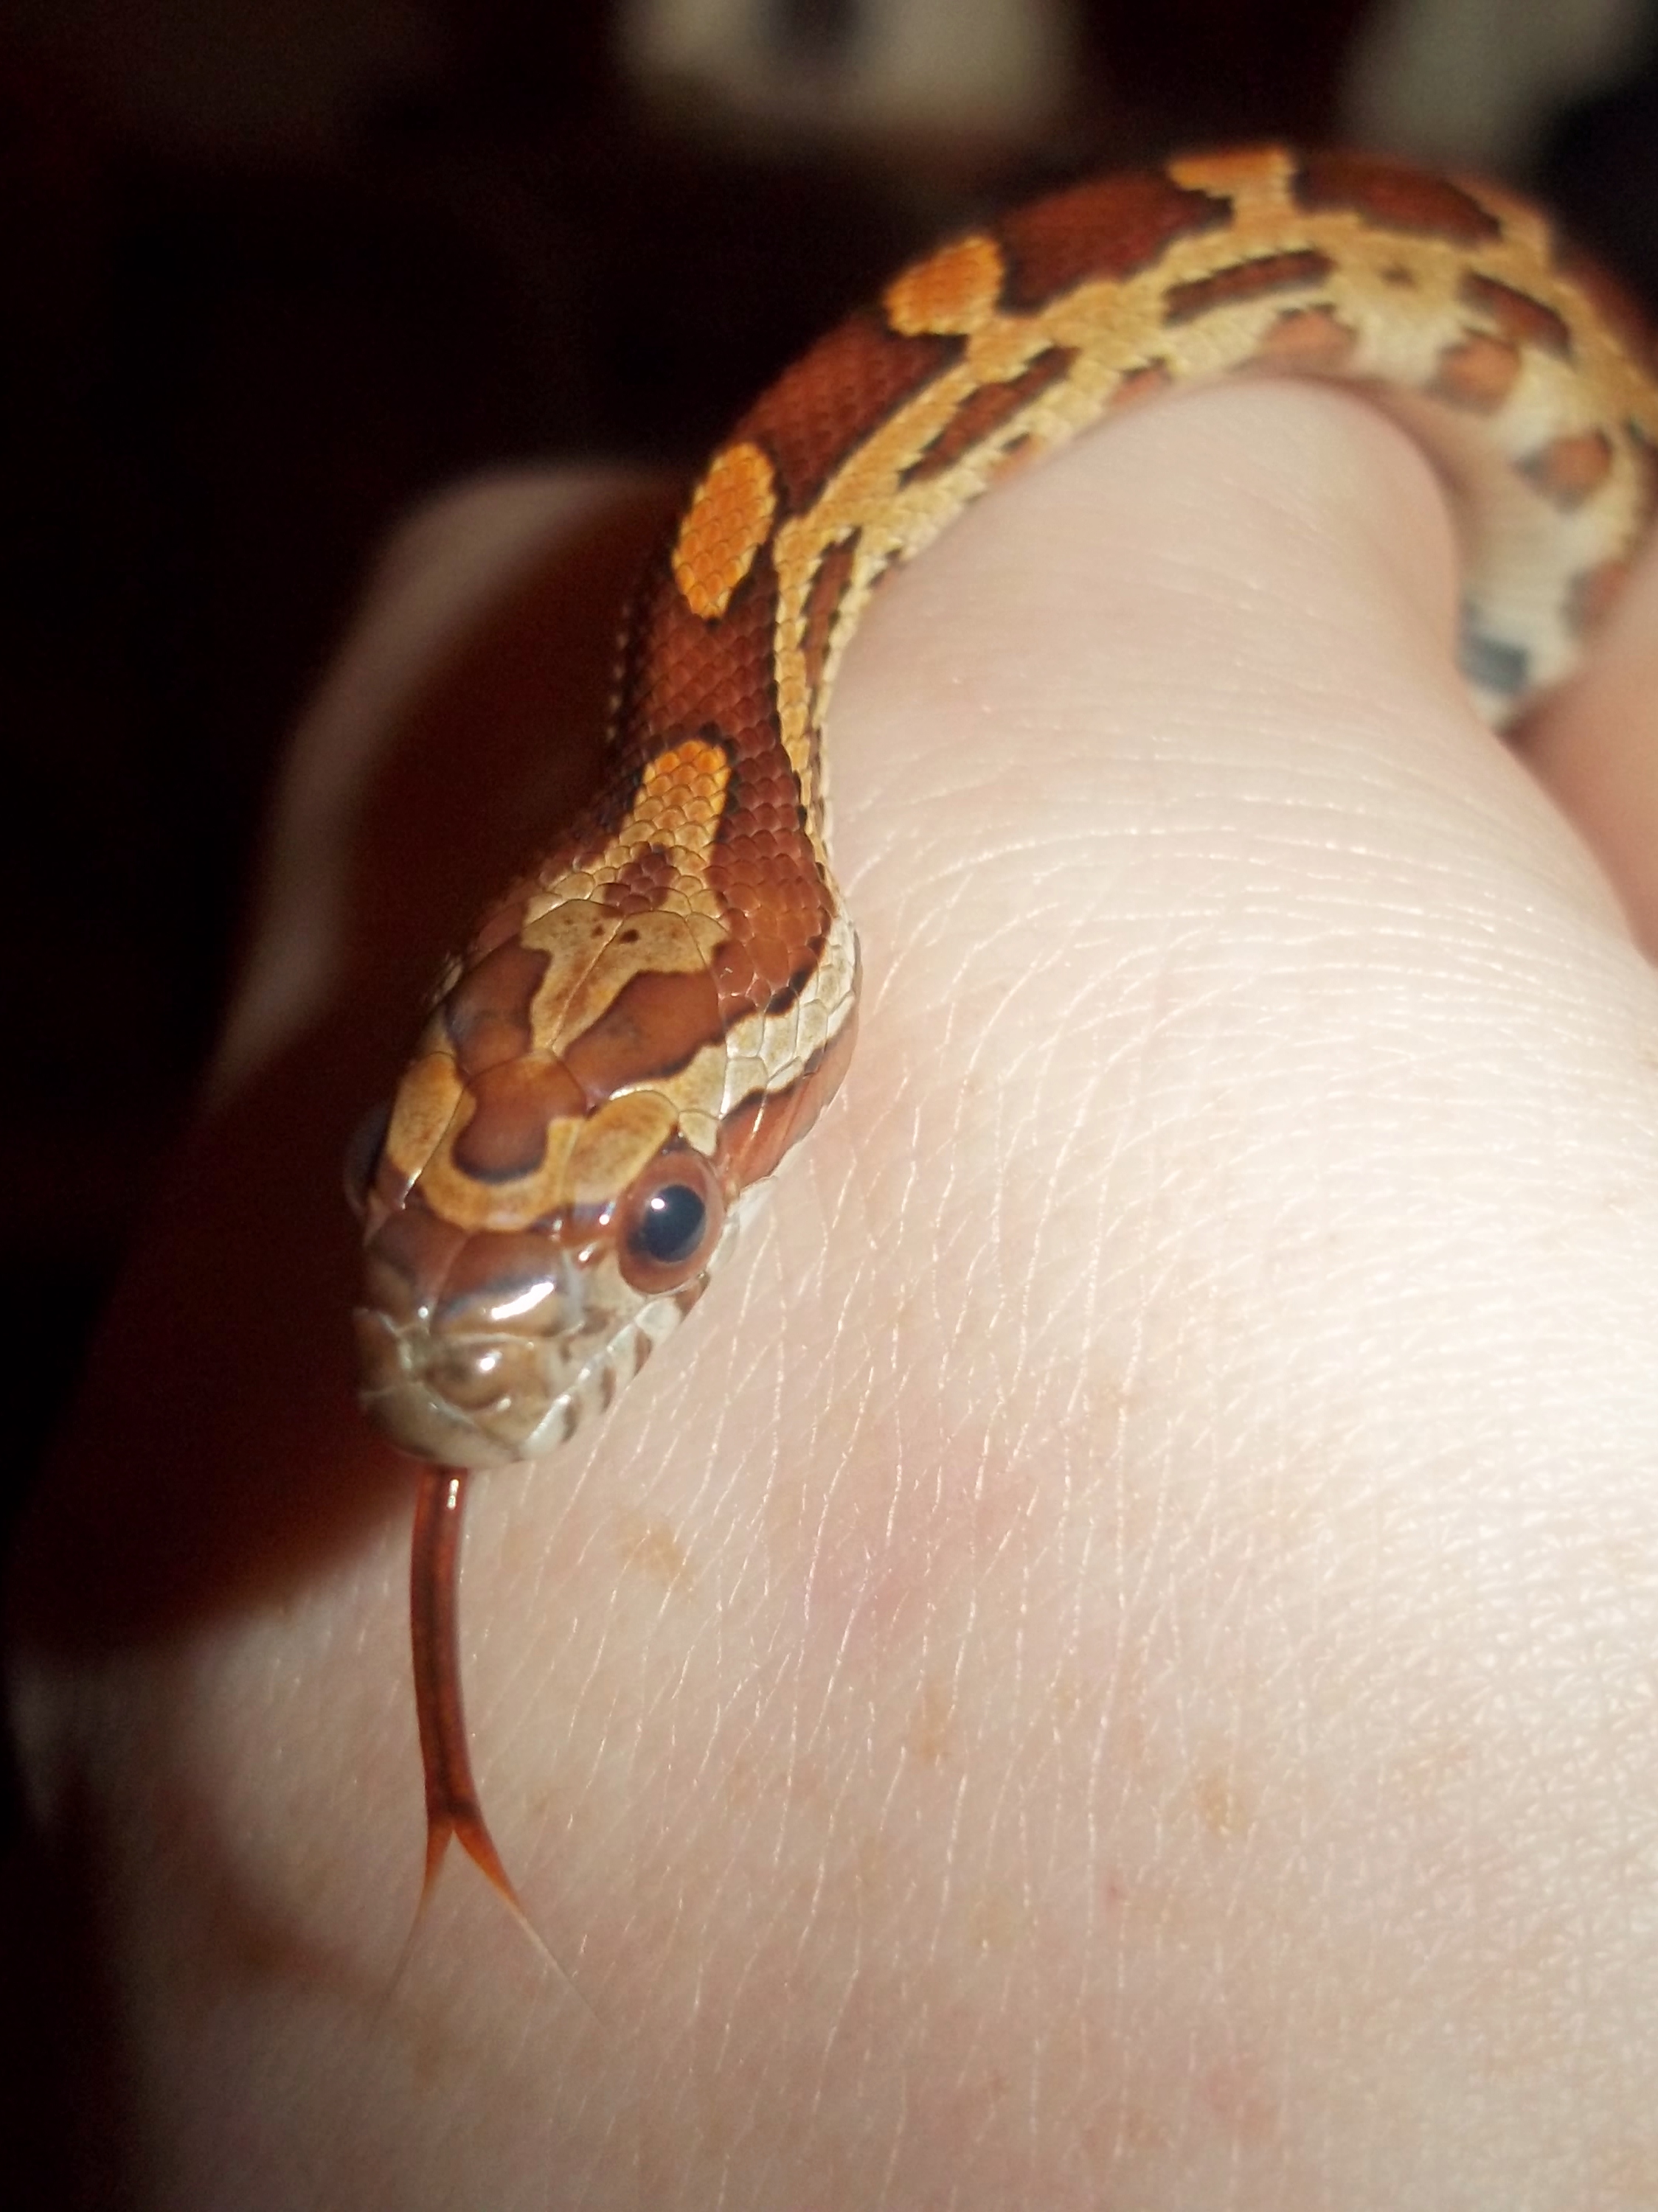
top-left (406, 1462), bottom-right (594, 2011)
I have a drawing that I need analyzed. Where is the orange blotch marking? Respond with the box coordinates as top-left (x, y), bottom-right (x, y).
top-left (884, 233), bottom-right (1005, 338)
top-left (623, 738), bottom-right (732, 853)
top-left (671, 442), bottom-right (777, 623)
top-left (1110, 361), bottom-right (1174, 411)
top-left (1429, 332), bottom-right (1520, 412)
top-left (1521, 428), bottom-right (1613, 510)
top-left (1169, 145), bottom-right (1291, 199)
top-left (584, 737), bottom-right (734, 919)
top-left (1566, 558), bottom-right (1630, 636)
top-left (1255, 303), bottom-right (1359, 372)
top-left (988, 434), bottom-right (1036, 485)
top-left (1522, 427), bottom-right (1611, 509)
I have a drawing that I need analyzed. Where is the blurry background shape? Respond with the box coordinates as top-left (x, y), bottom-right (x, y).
top-left (7, 0), bottom-right (451, 160)
top-left (1342, 0), bottom-right (1654, 165)
top-left (621, 0), bottom-right (1075, 149)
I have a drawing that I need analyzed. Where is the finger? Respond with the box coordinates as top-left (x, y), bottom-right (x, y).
top-left (1522, 523), bottom-right (1658, 953)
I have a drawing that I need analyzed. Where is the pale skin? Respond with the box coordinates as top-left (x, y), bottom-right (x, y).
top-left (8, 378), bottom-right (1658, 2209)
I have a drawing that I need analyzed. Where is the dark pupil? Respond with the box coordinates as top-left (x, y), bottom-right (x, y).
top-left (636, 1183), bottom-right (707, 1267)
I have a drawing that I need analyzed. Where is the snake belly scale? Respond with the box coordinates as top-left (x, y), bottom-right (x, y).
top-left (349, 145), bottom-right (1658, 1914)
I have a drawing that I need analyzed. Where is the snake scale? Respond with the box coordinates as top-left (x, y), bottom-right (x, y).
top-left (346, 145), bottom-right (1658, 1913)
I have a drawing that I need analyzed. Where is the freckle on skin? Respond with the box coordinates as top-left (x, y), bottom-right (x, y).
top-left (618, 1512), bottom-right (692, 1590)
top-left (1193, 1767), bottom-right (1249, 1840)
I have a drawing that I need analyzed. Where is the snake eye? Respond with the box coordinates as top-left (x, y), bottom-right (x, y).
top-left (635, 1183), bottom-right (707, 1266)
top-left (617, 1145), bottom-right (726, 1294)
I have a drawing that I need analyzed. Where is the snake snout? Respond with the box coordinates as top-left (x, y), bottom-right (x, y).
top-left (355, 1215), bottom-right (622, 1466)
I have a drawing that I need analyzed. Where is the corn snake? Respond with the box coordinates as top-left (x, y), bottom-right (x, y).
top-left (349, 145), bottom-right (1658, 1914)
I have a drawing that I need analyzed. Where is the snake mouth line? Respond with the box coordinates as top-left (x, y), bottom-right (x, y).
top-left (353, 1267), bottom-right (719, 1467)
top-left (355, 1310), bottom-right (617, 1466)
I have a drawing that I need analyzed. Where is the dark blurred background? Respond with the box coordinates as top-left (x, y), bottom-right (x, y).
top-left (4, 0), bottom-right (1658, 1528)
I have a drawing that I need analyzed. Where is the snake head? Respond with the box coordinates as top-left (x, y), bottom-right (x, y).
top-left (350, 834), bottom-right (858, 1465)
top-left (349, 875), bottom-right (750, 1465)
top-left (352, 1085), bottom-right (736, 1468)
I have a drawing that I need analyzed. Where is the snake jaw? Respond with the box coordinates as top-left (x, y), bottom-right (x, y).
top-left (355, 1301), bottom-right (669, 1467)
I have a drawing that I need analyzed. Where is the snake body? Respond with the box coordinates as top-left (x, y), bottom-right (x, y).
top-left (350, 145), bottom-right (1658, 1909)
